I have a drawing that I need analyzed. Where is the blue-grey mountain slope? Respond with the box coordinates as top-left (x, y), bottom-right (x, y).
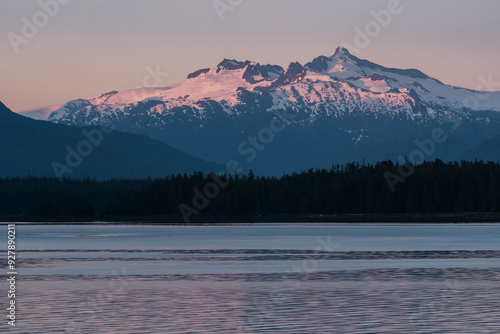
top-left (0, 101), bottom-right (222, 179)
top-left (43, 47), bottom-right (500, 174)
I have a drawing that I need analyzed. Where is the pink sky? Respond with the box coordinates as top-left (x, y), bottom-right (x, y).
top-left (1, 0), bottom-right (499, 111)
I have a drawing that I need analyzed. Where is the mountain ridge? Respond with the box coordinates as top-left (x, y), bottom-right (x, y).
top-left (19, 47), bottom-right (500, 175)
top-left (0, 102), bottom-right (222, 179)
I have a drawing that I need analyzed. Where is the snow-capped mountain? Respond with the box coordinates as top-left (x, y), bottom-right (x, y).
top-left (45, 47), bottom-right (500, 175)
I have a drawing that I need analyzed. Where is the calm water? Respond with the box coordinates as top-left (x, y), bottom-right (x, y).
top-left (1, 224), bottom-right (500, 333)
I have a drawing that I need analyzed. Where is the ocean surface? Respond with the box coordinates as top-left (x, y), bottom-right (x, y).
top-left (1, 224), bottom-right (500, 333)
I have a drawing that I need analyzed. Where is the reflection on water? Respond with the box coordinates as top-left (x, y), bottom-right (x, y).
top-left (0, 224), bottom-right (499, 333)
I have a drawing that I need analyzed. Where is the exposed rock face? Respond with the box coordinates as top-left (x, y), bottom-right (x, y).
top-left (45, 47), bottom-right (500, 175)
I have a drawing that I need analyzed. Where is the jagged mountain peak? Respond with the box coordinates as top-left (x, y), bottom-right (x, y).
top-left (305, 47), bottom-right (434, 83)
top-left (187, 68), bottom-right (210, 80)
top-left (272, 62), bottom-right (307, 86)
top-left (216, 59), bottom-right (253, 73)
top-left (186, 60), bottom-right (284, 84)
top-left (332, 46), bottom-right (354, 58)
top-left (306, 48), bottom-right (366, 79)
top-left (97, 90), bottom-right (119, 98)
top-left (242, 63), bottom-right (284, 84)
top-left (90, 90), bottom-right (120, 104)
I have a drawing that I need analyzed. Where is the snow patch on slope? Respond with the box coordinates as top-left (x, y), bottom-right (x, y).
top-left (16, 103), bottom-right (64, 120)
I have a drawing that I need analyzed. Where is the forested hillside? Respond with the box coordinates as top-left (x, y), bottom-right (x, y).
top-left (1, 160), bottom-right (500, 219)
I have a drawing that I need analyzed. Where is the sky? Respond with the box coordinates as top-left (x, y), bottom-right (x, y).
top-left (1, 0), bottom-right (500, 111)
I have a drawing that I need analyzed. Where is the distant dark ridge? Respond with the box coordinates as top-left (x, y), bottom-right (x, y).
top-left (1, 159), bottom-right (500, 219)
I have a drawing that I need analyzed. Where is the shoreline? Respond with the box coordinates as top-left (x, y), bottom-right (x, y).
top-left (1, 213), bottom-right (500, 224)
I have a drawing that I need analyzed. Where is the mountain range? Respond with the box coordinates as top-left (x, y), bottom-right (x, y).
top-left (0, 101), bottom-right (221, 179)
top-left (17, 47), bottom-right (500, 175)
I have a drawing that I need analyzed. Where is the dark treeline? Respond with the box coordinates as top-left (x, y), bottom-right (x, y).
top-left (0, 177), bottom-right (151, 216)
top-left (1, 159), bottom-right (500, 218)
